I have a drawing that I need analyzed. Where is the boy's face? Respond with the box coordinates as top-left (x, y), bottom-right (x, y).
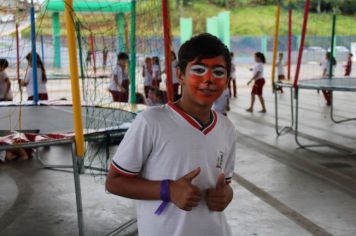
top-left (179, 56), bottom-right (227, 107)
top-left (118, 59), bottom-right (127, 68)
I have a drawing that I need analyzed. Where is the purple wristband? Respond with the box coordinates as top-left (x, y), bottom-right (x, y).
top-left (154, 180), bottom-right (170, 215)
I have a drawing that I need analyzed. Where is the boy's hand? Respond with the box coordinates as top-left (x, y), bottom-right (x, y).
top-left (170, 167), bottom-right (202, 211)
top-left (206, 173), bottom-right (233, 212)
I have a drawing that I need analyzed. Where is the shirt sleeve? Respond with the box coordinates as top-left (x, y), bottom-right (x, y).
top-left (111, 113), bottom-right (153, 177)
top-left (224, 128), bottom-right (237, 184)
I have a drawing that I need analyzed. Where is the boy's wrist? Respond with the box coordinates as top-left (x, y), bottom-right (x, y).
top-left (160, 179), bottom-right (171, 202)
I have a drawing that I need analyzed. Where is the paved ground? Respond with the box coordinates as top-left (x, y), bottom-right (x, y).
top-left (1, 85), bottom-right (356, 236)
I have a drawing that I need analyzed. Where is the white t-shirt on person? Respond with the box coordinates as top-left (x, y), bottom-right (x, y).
top-left (277, 60), bottom-right (285, 76)
top-left (253, 62), bottom-right (264, 80)
top-left (143, 65), bottom-right (153, 86)
top-left (24, 67), bottom-right (47, 97)
top-left (0, 71), bottom-right (9, 99)
top-left (230, 63), bottom-right (236, 80)
top-left (111, 103), bottom-right (237, 236)
top-left (152, 64), bottom-right (161, 81)
top-left (213, 88), bottom-right (229, 115)
top-left (109, 65), bottom-right (128, 91)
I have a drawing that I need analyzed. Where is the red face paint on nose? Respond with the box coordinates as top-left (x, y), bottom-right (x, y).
top-left (185, 56), bottom-right (228, 105)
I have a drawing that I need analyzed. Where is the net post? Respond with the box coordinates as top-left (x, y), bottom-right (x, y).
top-left (329, 14), bottom-right (337, 80)
top-left (64, 0), bottom-right (85, 157)
top-left (293, 0), bottom-right (311, 88)
top-left (162, 0), bottom-right (173, 102)
top-left (271, 1), bottom-right (281, 92)
top-left (129, 0), bottom-right (137, 104)
top-left (287, 6), bottom-right (292, 80)
top-left (30, 0), bottom-right (39, 104)
top-left (52, 12), bottom-right (61, 68)
top-left (75, 21), bottom-right (86, 102)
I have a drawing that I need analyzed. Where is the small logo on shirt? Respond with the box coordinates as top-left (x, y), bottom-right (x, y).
top-left (216, 151), bottom-right (224, 169)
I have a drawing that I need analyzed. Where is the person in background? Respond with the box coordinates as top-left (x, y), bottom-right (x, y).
top-left (228, 52), bottom-right (237, 98)
top-left (145, 87), bottom-right (163, 106)
top-left (143, 57), bottom-right (153, 98)
top-left (0, 58), bottom-right (13, 101)
top-left (109, 52), bottom-right (129, 102)
top-left (246, 52), bottom-right (267, 113)
top-left (275, 52), bottom-right (285, 93)
top-left (103, 46), bottom-right (109, 71)
top-left (21, 52), bottom-right (48, 101)
top-left (213, 87), bottom-right (230, 116)
top-left (321, 52), bottom-right (337, 106)
top-left (152, 56), bottom-right (162, 88)
top-left (344, 53), bottom-right (353, 76)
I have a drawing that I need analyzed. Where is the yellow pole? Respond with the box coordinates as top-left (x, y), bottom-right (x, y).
top-left (64, 0), bottom-right (85, 157)
top-left (271, 2), bottom-right (281, 92)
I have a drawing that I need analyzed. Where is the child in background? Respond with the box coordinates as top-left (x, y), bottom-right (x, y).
top-left (152, 56), bottom-right (162, 88)
top-left (275, 52), bottom-right (285, 93)
top-left (321, 52), bottom-right (337, 106)
top-left (213, 87), bottom-right (230, 116)
top-left (142, 57), bottom-right (153, 98)
top-left (103, 46), bottom-right (109, 71)
top-left (171, 51), bottom-right (180, 100)
top-left (106, 33), bottom-right (236, 236)
top-left (344, 53), bottom-right (353, 76)
top-left (0, 58), bottom-right (13, 101)
top-left (228, 52), bottom-right (237, 98)
top-left (109, 52), bottom-right (129, 102)
top-left (145, 87), bottom-right (163, 106)
top-left (21, 52), bottom-right (48, 101)
top-left (246, 52), bottom-right (267, 113)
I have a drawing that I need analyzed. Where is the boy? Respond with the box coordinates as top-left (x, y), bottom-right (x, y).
top-left (145, 87), bottom-right (163, 106)
top-left (106, 33), bottom-right (237, 236)
top-left (108, 52), bottom-right (129, 102)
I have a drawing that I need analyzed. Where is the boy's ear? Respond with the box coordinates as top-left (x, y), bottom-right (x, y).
top-left (177, 67), bottom-right (185, 86)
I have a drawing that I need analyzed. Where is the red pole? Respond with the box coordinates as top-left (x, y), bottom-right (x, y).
top-left (89, 34), bottom-right (96, 75)
top-left (293, 0), bottom-right (310, 87)
top-left (15, 23), bottom-right (21, 92)
top-left (287, 8), bottom-right (292, 80)
top-left (162, 0), bottom-right (173, 102)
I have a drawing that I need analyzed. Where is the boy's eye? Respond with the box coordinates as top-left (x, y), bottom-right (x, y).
top-left (212, 67), bottom-right (226, 78)
top-left (190, 65), bottom-right (208, 76)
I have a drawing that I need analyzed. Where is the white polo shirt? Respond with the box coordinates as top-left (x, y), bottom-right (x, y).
top-left (111, 102), bottom-right (237, 236)
top-left (109, 65), bottom-right (128, 91)
top-left (277, 60), bottom-right (285, 76)
top-left (143, 65), bottom-right (153, 86)
top-left (253, 62), bottom-right (264, 80)
top-left (24, 67), bottom-right (47, 97)
top-left (213, 88), bottom-right (230, 115)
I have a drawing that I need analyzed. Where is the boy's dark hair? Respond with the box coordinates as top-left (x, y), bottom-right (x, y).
top-left (117, 52), bottom-right (129, 61)
top-left (148, 86), bottom-right (162, 98)
top-left (0, 58), bottom-right (9, 69)
top-left (255, 52), bottom-right (266, 64)
top-left (177, 33), bottom-right (231, 78)
top-left (349, 53), bottom-right (353, 57)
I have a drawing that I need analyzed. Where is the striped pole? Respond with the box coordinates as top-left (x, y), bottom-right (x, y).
top-left (293, 0), bottom-right (311, 88)
top-left (271, 1), bottom-right (281, 91)
top-left (30, 0), bottom-right (38, 104)
top-left (64, 0), bottom-right (85, 157)
top-left (162, 0), bottom-right (173, 102)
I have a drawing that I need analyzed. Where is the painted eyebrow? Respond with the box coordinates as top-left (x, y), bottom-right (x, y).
top-left (192, 62), bottom-right (226, 69)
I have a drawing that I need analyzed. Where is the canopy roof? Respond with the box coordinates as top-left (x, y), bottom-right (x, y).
top-left (43, 0), bottom-right (132, 13)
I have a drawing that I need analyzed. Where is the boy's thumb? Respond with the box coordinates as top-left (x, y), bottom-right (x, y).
top-left (182, 167), bottom-right (201, 182)
top-left (216, 173), bottom-right (226, 189)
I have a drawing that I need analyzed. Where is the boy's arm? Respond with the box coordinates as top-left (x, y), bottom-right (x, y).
top-left (247, 71), bottom-right (260, 85)
top-left (106, 167), bottom-right (202, 211)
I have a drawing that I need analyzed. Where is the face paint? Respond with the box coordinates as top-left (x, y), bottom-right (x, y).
top-left (184, 56), bottom-right (227, 105)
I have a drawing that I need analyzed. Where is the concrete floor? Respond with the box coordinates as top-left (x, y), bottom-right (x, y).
top-left (1, 85), bottom-right (356, 236)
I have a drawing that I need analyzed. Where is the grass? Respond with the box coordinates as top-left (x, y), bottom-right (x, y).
top-left (21, 2), bottom-right (356, 37)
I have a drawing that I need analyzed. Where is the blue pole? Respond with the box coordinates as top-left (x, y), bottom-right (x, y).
top-left (40, 34), bottom-right (45, 66)
top-left (30, 0), bottom-right (38, 104)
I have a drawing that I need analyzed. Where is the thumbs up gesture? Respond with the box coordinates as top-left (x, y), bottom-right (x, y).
top-left (169, 167), bottom-right (202, 211)
top-left (206, 173), bottom-right (233, 212)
